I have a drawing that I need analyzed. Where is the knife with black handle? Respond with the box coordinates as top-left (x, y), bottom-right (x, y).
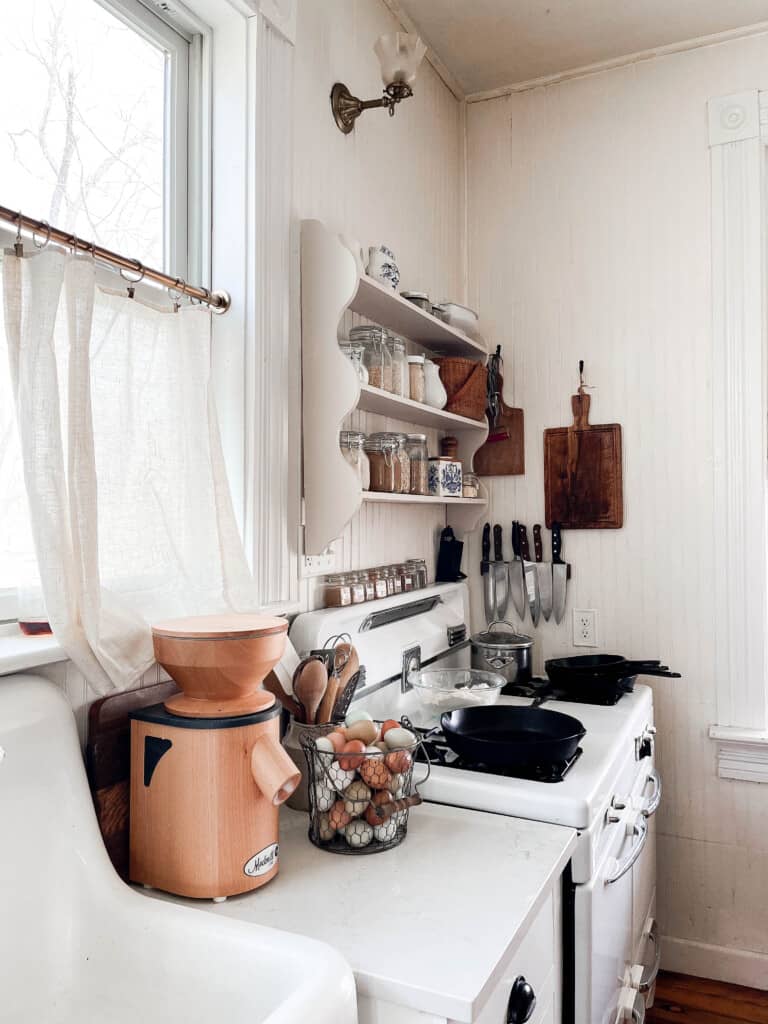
top-left (551, 522), bottom-right (567, 625)
top-left (533, 524), bottom-right (552, 623)
top-left (519, 525), bottom-right (541, 625)
top-left (509, 521), bottom-right (526, 620)
top-left (481, 523), bottom-right (493, 626)
top-left (493, 524), bottom-right (503, 562)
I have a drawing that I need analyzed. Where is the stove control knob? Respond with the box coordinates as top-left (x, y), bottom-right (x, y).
top-left (507, 977), bottom-right (536, 1024)
top-left (635, 726), bottom-right (656, 760)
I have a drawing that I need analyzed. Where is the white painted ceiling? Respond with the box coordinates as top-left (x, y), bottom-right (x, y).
top-left (395, 0), bottom-right (768, 94)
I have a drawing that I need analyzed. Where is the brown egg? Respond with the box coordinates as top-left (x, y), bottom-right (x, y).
top-left (326, 730), bottom-right (347, 752)
top-left (328, 800), bottom-right (352, 831)
top-left (359, 756), bottom-right (393, 789)
top-left (385, 749), bottom-right (412, 774)
top-left (380, 719), bottom-right (400, 737)
top-left (364, 790), bottom-right (394, 826)
top-left (345, 719), bottom-right (379, 745)
top-left (338, 739), bottom-right (366, 770)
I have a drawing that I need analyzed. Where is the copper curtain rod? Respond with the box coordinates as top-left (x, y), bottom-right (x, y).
top-left (0, 205), bottom-right (230, 313)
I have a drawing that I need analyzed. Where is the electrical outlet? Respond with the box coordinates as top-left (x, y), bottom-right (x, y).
top-left (573, 609), bottom-right (598, 647)
top-left (301, 535), bottom-right (338, 577)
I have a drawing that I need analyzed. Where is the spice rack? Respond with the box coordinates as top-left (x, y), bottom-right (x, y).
top-left (301, 219), bottom-right (489, 555)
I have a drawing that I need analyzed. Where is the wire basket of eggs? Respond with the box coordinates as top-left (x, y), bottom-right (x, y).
top-left (300, 714), bottom-right (431, 854)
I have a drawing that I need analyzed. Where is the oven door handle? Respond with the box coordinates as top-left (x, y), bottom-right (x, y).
top-left (641, 769), bottom-right (662, 818)
top-left (639, 920), bottom-right (661, 994)
top-left (605, 814), bottom-right (648, 885)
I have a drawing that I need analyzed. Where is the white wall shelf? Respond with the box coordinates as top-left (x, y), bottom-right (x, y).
top-left (363, 492), bottom-right (487, 506)
top-left (300, 219), bottom-right (489, 555)
top-left (350, 275), bottom-right (488, 357)
top-left (357, 384), bottom-right (487, 431)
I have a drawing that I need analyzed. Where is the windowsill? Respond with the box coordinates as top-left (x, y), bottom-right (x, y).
top-left (709, 726), bottom-right (768, 783)
top-left (0, 627), bottom-right (67, 676)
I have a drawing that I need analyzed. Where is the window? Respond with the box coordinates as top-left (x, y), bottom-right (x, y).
top-left (0, 0), bottom-right (191, 618)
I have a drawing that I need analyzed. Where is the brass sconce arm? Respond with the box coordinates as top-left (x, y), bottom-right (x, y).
top-left (331, 81), bottom-right (414, 134)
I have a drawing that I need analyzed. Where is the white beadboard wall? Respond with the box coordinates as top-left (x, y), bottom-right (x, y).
top-left (465, 32), bottom-right (768, 986)
top-left (292, 0), bottom-right (465, 610)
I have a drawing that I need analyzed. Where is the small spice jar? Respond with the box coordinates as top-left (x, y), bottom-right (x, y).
top-left (325, 574), bottom-right (352, 607)
top-left (397, 563), bottom-right (415, 591)
top-left (406, 558), bottom-right (428, 589)
top-left (407, 355), bottom-right (425, 404)
top-left (345, 572), bottom-right (366, 604)
top-left (388, 335), bottom-right (409, 399)
top-left (463, 472), bottom-right (480, 499)
top-left (339, 431), bottom-right (370, 490)
top-left (385, 565), bottom-right (403, 594)
top-left (364, 434), bottom-right (398, 492)
top-left (352, 324), bottom-right (392, 392)
top-left (360, 571), bottom-right (375, 602)
top-left (339, 341), bottom-right (369, 384)
top-left (371, 569), bottom-right (389, 600)
top-left (405, 433), bottom-right (429, 495)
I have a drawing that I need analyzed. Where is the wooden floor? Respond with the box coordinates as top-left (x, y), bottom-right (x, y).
top-left (648, 972), bottom-right (768, 1024)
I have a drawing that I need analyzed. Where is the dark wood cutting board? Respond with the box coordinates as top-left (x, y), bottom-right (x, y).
top-left (473, 367), bottom-right (524, 477)
top-left (544, 391), bottom-right (623, 529)
top-left (86, 678), bottom-right (179, 879)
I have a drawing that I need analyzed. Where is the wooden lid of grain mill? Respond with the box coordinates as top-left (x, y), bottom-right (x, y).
top-left (151, 613), bottom-right (288, 640)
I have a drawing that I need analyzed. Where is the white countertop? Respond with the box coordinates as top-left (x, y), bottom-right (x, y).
top-left (143, 804), bottom-right (576, 1022)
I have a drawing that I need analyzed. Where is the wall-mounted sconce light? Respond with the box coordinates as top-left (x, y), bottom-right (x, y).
top-left (331, 32), bottom-right (427, 134)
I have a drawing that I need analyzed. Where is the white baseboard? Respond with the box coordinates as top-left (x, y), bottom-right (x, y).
top-left (662, 935), bottom-right (768, 990)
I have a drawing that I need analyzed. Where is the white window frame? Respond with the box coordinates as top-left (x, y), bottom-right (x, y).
top-left (708, 90), bottom-right (768, 779)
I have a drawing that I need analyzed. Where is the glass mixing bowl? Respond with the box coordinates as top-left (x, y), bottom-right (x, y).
top-left (407, 668), bottom-right (506, 712)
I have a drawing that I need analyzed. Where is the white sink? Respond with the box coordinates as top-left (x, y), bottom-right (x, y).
top-left (0, 674), bottom-right (357, 1024)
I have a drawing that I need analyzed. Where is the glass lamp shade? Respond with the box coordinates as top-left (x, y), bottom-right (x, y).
top-left (373, 32), bottom-right (426, 87)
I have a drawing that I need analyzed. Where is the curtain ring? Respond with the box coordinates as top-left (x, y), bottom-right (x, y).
top-left (32, 220), bottom-right (51, 250)
top-left (190, 285), bottom-right (210, 307)
top-left (168, 277), bottom-right (186, 302)
top-left (119, 259), bottom-right (145, 285)
top-left (15, 211), bottom-right (22, 245)
top-left (69, 233), bottom-right (79, 254)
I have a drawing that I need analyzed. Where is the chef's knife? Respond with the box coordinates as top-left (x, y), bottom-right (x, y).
top-left (519, 525), bottom-right (541, 626)
top-left (481, 523), bottom-right (494, 626)
top-left (533, 524), bottom-right (552, 623)
top-left (492, 524), bottom-right (509, 620)
top-left (551, 522), bottom-right (568, 626)
top-left (510, 521), bottom-right (527, 620)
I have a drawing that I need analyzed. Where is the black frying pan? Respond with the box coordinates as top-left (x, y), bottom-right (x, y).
top-left (546, 655), bottom-right (680, 694)
top-left (440, 706), bottom-right (586, 768)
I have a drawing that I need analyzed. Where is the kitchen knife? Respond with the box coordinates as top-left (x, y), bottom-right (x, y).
top-left (519, 525), bottom-right (541, 626)
top-left (481, 522), bottom-right (494, 626)
top-left (510, 521), bottom-right (527, 620)
top-left (492, 524), bottom-right (509, 620)
top-left (551, 522), bottom-right (568, 626)
top-left (533, 524), bottom-right (552, 623)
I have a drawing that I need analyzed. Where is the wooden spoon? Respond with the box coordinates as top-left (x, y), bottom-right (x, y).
top-left (316, 676), bottom-right (340, 725)
top-left (262, 672), bottom-right (303, 719)
top-left (293, 658), bottom-right (328, 725)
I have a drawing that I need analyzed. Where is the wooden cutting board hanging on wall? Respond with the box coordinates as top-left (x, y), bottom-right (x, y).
top-left (544, 367), bottom-right (623, 529)
top-left (473, 355), bottom-right (525, 477)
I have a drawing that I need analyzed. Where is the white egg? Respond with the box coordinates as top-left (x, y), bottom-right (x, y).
top-left (314, 736), bottom-right (335, 753)
top-left (373, 818), bottom-right (399, 843)
top-left (327, 761), bottom-right (356, 792)
top-left (345, 709), bottom-right (374, 727)
top-left (364, 745), bottom-right (381, 754)
top-left (384, 727), bottom-right (416, 750)
top-left (313, 782), bottom-right (335, 812)
top-left (343, 819), bottom-right (374, 848)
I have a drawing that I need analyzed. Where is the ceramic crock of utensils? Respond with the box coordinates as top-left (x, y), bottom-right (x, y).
top-left (471, 620), bottom-right (534, 686)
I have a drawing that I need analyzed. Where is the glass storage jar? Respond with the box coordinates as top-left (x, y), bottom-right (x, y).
top-left (364, 434), bottom-right (398, 492)
top-left (405, 434), bottom-right (429, 495)
top-left (325, 574), bottom-right (352, 607)
top-left (463, 472), bottom-right (480, 498)
top-left (371, 569), bottom-right (389, 600)
top-left (397, 563), bottom-right (415, 591)
top-left (360, 571), bottom-right (375, 602)
top-left (339, 431), bottom-right (370, 490)
top-left (394, 433), bottom-right (410, 493)
top-left (351, 325), bottom-right (392, 392)
top-left (385, 566), bottom-right (403, 594)
top-left (339, 342), bottom-right (369, 384)
top-left (388, 335), bottom-right (409, 399)
top-left (407, 355), bottom-right (425, 403)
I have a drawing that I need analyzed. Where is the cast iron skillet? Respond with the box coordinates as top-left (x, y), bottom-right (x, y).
top-left (440, 706), bottom-right (586, 769)
top-left (545, 655), bottom-right (680, 696)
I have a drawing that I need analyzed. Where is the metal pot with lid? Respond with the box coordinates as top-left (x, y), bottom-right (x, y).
top-left (471, 620), bottom-right (534, 685)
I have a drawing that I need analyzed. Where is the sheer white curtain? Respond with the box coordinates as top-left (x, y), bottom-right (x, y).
top-left (4, 249), bottom-right (257, 694)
